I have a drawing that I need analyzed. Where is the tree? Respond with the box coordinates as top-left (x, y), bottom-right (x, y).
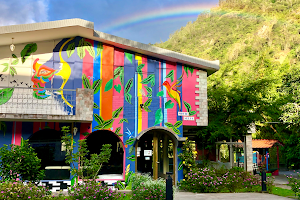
top-left (61, 126), bottom-right (112, 183)
top-left (197, 76), bottom-right (278, 147)
top-left (0, 140), bottom-right (45, 182)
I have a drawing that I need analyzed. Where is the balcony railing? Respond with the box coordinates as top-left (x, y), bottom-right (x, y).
top-left (0, 87), bottom-right (76, 115)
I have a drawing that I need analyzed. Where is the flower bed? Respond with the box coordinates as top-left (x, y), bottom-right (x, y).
top-left (131, 174), bottom-right (168, 200)
top-left (287, 173), bottom-right (300, 199)
top-left (0, 181), bottom-right (51, 200)
top-left (68, 180), bottom-right (127, 200)
top-left (179, 167), bottom-right (261, 193)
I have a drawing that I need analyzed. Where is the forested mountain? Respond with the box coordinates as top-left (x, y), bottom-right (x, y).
top-left (155, 0), bottom-right (300, 168)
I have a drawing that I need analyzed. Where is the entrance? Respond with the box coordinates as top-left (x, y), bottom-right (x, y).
top-left (28, 129), bottom-right (69, 180)
top-left (86, 130), bottom-right (124, 180)
top-left (136, 129), bottom-right (175, 180)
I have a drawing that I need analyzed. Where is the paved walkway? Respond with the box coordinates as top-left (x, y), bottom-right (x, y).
top-left (174, 192), bottom-right (291, 200)
top-left (273, 170), bottom-right (300, 190)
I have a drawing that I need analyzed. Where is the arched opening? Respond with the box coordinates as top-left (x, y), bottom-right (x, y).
top-left (136, 127), bottom-right (180, 182)
top-left (28, 129), bottom-right (69, 180)
top-left (86, 130), bottom-right (124, 180)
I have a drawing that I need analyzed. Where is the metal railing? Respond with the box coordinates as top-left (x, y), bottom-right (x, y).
top-left (0, 87), bottom-right (76, 115)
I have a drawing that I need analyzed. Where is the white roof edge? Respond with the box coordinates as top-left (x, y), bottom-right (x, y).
top-left (0, 18), bottom-right (94, 34)
top-left (94, 30), bottom-right (219, 72)
top-left (0, 18), bottom-right (219, 73)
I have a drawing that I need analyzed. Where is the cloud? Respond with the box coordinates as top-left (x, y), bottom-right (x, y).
top-left (0, 0), bottom-right (49, 26)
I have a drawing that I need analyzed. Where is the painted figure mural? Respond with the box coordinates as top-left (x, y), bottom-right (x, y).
top-left (32, 58), bottom-right (56, 99)
top-left (0, 36), bottom-right (202, 185)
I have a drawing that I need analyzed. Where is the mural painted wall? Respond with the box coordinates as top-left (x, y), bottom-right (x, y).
top-left (0, 36), bottom-right (203, 181)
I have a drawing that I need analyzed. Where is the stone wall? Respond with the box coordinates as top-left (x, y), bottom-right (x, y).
top-left (195, 70), bottom-right (208, 126)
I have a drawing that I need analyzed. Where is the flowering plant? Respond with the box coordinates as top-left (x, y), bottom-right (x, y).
top-left (179, 167), bottom-right (260, 193)
top-left (0, 181), bottom-right (51, 200)
top-left (68, 180), bottom-right (125, 200)
top-left (287, 173), bottom-right (300, 198)
top-left (178, 140), bottom-right (197, 175)
top-left (131, 174), bottom-right (167, 200)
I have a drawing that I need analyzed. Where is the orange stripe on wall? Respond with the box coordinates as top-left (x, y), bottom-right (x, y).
top-left (100, 44), bottom-right (114, 121)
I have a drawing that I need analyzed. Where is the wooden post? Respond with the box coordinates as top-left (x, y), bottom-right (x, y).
top-left (216, 144), bottom-right (219, 162)
top-left (229, 138), bottom-right (233, 168)
top-left (153, 132), bottom-right (158, 180)
top-left (277, 145), bottom-right (279, 170)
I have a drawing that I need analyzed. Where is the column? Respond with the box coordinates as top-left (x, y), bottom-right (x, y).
top-left (245, 134), bottom-right (253, 173)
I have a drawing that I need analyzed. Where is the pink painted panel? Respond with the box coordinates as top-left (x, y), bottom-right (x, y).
top-left (14, 122), bottom-right (22, 146)
top-left (80, 123), bottom-right (92, 140)
top-left (142, 56), bottom-right (148, 131)
top-left (82, 39), bottom-right (94, 88)
top-left (182, 68), bottom-right (197, 126)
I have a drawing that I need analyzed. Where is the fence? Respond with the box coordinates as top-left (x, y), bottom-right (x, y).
top-left (0, 87), bottom-right (76, 115)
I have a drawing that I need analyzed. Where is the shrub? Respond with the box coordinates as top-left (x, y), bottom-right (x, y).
top-left (180, 167), bottom-right (225, 193)
top-left (225, 167), bottom-right (260, 192)
top-left (179, 167), bottom-right (261, 193)
top-left (0, 181), bottom-right (51, 200)
top-left (287, 173), bottom-right (300, 199)
top-left (0, 140), bottom-right (44, 182)
top-left (265, 176), bottom-right (275, 193)
top-left (178, 140), bottom-right (197, 175)
top-left (131, 174), bottom-right (167, 200)
top-left (68, 180), bottom-right (125, 200)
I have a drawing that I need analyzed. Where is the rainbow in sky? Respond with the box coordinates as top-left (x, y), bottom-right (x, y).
top-left (102, 3), bottom-right (218, 33)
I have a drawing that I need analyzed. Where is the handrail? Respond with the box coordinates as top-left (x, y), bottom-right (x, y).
top-left (0, 87), bottom-right (76, 115)
top-left (0, 86), bottom-right (76, 91)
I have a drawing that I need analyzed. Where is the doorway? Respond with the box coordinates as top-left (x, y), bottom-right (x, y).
top-left (136, 129), bottom-right (175, 180)
top-left (28, 129), bottom-right (69, 180)
top-left (86, 130), bottom-right (124, 180)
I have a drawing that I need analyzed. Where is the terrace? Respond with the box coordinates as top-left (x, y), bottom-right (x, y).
top-left (0, 87), bottom-right (93, 122)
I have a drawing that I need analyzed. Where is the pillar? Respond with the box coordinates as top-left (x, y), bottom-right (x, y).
top-left (216, 144), bottom-right (219, 162)
top-left (245, 134), bottom-right (253, 173)
top-left (229, 138), bottom-right (233, 168)
top-left (153, 132), bottom-right (158, 179)
top-left (163, 135), bottom-right (169, 174)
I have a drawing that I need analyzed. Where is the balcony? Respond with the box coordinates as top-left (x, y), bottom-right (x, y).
top-left (0, 87), bottom-right (93, 122)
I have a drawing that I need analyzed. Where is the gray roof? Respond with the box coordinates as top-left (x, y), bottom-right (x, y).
top-left (0, 18), bottom-right (219, 74)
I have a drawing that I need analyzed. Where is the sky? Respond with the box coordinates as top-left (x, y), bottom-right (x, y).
top-left (0, 0), bottom-right (219, 44)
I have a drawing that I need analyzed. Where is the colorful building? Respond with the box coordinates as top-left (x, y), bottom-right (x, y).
top-left (0, 19), bottom-right (219, 191)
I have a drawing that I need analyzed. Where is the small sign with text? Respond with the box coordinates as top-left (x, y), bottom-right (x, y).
top-left (184, 116), bottom-right (195, 121)
top-left (178, 112), bottom-right (189, 116)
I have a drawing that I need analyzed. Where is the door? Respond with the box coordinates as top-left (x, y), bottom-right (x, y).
top-left (136, 130), bottom-right (175, 182)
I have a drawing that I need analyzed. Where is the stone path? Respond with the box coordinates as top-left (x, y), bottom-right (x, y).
top-left (174, 192), bottom-right (291, 200)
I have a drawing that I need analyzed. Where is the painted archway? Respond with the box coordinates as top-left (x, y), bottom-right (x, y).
top-left (136, 126), bottom-right (186, 184)
top-left (85, 130), bottom-right (125, 181)
top-left (137, 126), bottom-right (186, 143)
top-left (28, 129), bottom-right (69, 180)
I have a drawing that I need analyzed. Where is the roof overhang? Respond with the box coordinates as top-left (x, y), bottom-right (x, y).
top-left (0, 18), bottom-right (219, 75)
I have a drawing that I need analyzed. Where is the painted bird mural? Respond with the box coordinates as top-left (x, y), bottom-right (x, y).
top-left (162, 74), bottom-right (183, 110)
top-left (55, 37), bottom-right (74, 108)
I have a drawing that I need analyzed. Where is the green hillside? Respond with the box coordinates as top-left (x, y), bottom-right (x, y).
top-left (155, 0), bottom-right (300, 167)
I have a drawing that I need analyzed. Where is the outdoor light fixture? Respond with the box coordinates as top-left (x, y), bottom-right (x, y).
top-left (73, 127), bottom-right (78, 136)
top-left (10, 38), bottom-right (15, 52)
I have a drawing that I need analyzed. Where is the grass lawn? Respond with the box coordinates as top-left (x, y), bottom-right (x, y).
top-left (272, 187), bottom-right (296, 198)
